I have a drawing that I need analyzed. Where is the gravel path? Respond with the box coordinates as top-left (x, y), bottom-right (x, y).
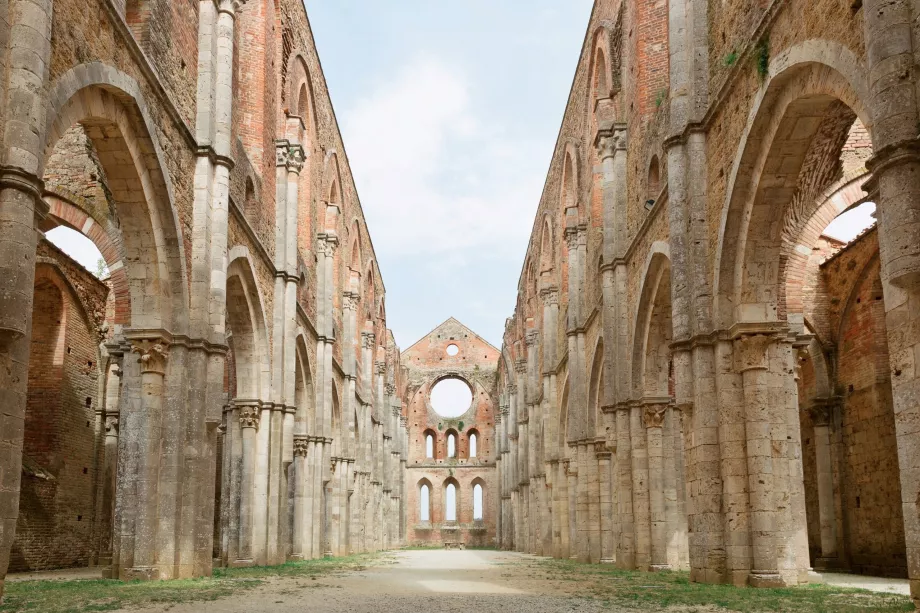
top-left (124, 550), bottom-right (615, 613)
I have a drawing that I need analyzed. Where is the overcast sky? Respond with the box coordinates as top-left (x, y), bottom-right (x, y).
top-left (47, 1), bottom-right (876, 351)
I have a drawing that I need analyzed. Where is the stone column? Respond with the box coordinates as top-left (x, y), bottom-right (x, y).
top-left (97, 349), bottom-right (124, 569)
top-left (291, 436), bottom-right (310, 560)
top-left (566, 457), bottom-right (578, 558)
top-left (809, 399), bottom-right (838, 567)
top-left (236, 405), bottom-right (259, 564)
top-left (126, 340), bottom-right (169, 579)
top-left (596, 442), bottom-right (614, 564)
top-left (631, 403), bottom-right (651, 570)
top-left (0, 0), bottom-right (54, 599)
top-left (734, 333), bottom-right (805, 587)
top-left (587, 440), bottom-right (601, 563)
top-left (616, 406), bottom-right (635, 569)
top-left (557, 459), bottom-right (570, 558)
top-left (644, 403), bottom-right (669, 571)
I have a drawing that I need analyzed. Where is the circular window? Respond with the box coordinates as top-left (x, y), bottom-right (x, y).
top-left (446, 344), bottom-right (459, 356)
top-left (429, 377), bottom-right (472, 418)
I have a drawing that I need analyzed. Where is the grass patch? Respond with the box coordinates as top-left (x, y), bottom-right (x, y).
top-left (530, 558), bottom-right (914, 613)
top-left (0, 553), bottom-right (378, 613)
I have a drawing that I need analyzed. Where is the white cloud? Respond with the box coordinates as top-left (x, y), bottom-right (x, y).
top-left (342, 54), bottom-right (544, 261)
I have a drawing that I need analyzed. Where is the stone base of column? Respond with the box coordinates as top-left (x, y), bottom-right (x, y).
top-left (100, 565), bottom-right (115, 579)
top-left (650, 564), bottom-right (672, 572)
top-left (231, 559), bottom-right (254, 568)
top-left (748, 571), bottom-right (785, 588)
top-left (600, 558), bottom-right (615, 564)
top-left (124, 566), bottom-right (159, 581)
top-left (288, 554), bottom-right (305, 562)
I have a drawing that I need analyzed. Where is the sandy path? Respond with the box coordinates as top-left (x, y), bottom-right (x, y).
top-left (124, 550), bottom-right (613, 613)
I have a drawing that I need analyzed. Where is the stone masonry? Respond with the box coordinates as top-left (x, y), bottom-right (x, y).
top-left (494, 0), bottom-right (920, 607)
top-left (0, 0), bottom-right (407, 599)
top-left (3, 0), bottom-right (920, 610)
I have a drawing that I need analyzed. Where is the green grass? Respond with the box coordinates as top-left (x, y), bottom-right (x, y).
top-left (531, 558), bottom-right (914, 612)
top-left (0, 553), bottom-right (378, 613)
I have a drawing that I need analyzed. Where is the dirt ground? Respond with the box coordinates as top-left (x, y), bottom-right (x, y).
top-left (123, 550), bottom-right (613, 613)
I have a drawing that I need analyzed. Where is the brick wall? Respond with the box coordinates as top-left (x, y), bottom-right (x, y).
top-left (401, 319), bottom-right (499, 547)
top-left (12, 247), bottom-right (108, 572)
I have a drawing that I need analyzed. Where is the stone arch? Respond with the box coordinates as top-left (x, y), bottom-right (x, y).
top-left (647, 155), bottom-right (661, 205)
top-left (294, 331), bottom-right (314, 433)
top-left (471, 477), bottom-right (486, 521)
top-left (322, 152), bottom-right (343, 226)
top-left (631, 243), bottom-right (672, 398)
top-left (784, 174), bottom-right (871, 334)
top-left (559, 374), bottom-right (572, 451)
top-left (42, 195), bottom-right (131, 328)
top-left (443, 476), bottom-right (460, 522)
top-left (587, 337), bottom-right (604, 438)
top-left (713, 43), bottom-right (871, 329)
top-left (286, 54), bottom-right (317, 146)
top-left (560, 142), bottom-right (582, 225)
top-left (539, 215), bottom-right (555, 276)
top-left (226, 248), bottom-right (270, 401)
top-left (467, 428), bottom-right (480, 458)
top-left (44, 64), bottom-right (190, 333)
top-left (417, 478), bottom-right (433, 523)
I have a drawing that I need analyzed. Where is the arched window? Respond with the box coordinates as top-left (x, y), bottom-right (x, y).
top-left (420, 483), bottom-right (430, 522)
top-left (473, 483), bottom-right (483, 520)
top-left (647, 156), bottom-right (660, 209)
top-left (425, 433), bottom-right (434, 459)
top-left (469, 432), bottom-right (478, 458)
top-left (445, 483), bottom-right (457, 522)
top-left (447, 432), bottom-right (456, 458)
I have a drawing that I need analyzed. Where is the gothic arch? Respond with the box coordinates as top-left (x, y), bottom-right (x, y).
top-left (713, 42), bottom-right (871, 329)
top-left (226, 248), bottom-right (270, 401)
top-left (45, 64), bottom-right (190, 333)
top-left (631, 243), bottom-right (672, 398)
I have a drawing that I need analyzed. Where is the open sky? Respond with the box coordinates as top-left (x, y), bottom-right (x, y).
top-left (303, 0), bottom-right (595, 349)
top-left (46, 1), bottom-right (877, 352)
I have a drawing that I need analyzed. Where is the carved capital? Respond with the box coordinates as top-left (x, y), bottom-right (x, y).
top-left (239, 406), bottom-right (260, 430)
top-left (343, 291), bottom-right (359, 311)
top-left (540, 286), bottom-right (559, 306)
top-left (131, 340), bottom-right (169, 376)
top-left (375, 360), bottom-right (387, 375)
top-left (525, 329), bottom-right (539, 347)
top-left (734, 334), bottom-right (774, 373)
top-left (564, 227), bottom-right (579, 251)
top-left (643, 404), bottom-right (668, 429)
top-left (514, 358), bottom-right (527, 374)
top-left (385, 383), bottom-right (396, 396)
top-left (287, 144), bottom-right (305, 173)
top-left (293, 436), bottom-right (310, 457)
top-left (316, 235), bottom-right (338, 258)
top-left (105, 415), bottom-right (120, 435)
top-left (362, 331), bottom-right (376, 349)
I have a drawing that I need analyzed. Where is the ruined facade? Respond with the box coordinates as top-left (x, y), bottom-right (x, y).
top-left (0, 0), bottom-right (406, 598)
top-left (401, 319), bottom-right (499, 548)
top-left (495, 0), bottom-right (920, 605)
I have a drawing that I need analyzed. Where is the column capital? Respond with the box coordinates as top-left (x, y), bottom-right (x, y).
top-left (130, 339), bottom-right (169, 375)
top-left (239, 406), bottom-right (260, 430)
top-left (643, 403), bottom-right (668, 429)
top-left (105, 414), bottom-right (120, 435)
top-left (362, 331), bottom-right (376, 349)
top-left (540, 285), bottom-right (559, 305)
top-left (293, 436), bottom-right (309, 457)
top-left (514, 358), bottom-right (528, 374)
top-left (594, 122), bottom-right (627, 159)
top-left (385, 383), bottom-right (396, 396)
top-left (733, 332), bottom-right (783, 373)
top-left (564, 226), bottom-right (580, 251)
top-left (342, 291), bottom-right (360, 311)
top-left (375, 360), bottom-right (387, 375)
top-left (316, 234), bottom-right (338, 256)
top-left (525, 329), bottom-right (540, 347)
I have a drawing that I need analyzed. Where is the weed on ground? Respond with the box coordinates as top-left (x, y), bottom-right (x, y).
top-left (531, 558), bottom-right (914, 613)
top-left (0, 553), bottom-right (379, 613)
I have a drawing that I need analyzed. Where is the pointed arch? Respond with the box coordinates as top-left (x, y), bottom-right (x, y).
top-left (45, 64), bottom-right (190, 333)
top-left (226, 247), bottom-right (271, 401)
top-left (713, 42), bottom-right (871, 329)
top-left (632, 243), bottom-right (673, 398)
